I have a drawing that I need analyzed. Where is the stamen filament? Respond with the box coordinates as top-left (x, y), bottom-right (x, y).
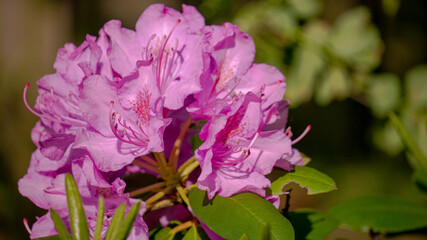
top-left (291, 125), bottom-right (311, 145)
top-left (23, 83), bottom-right (69, 125)
top-left (23, 218), bottom-right (32, 234)
top-left (129, 181), bottom-right (166, 197)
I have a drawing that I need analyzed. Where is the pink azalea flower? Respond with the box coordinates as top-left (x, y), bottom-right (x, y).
top-left (195, 93), bottom-right (293, 199)
top-left (188, 22), bottom-right (286, 120)
top-left (103, 4), bottom-right (206, 110)
top-left (20, 153), bottom-right (148, 239)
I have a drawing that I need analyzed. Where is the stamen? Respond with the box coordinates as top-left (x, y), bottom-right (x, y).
top-left (263, 80), bottom-right (284, 100)
top-left (23, 83), bottom-right (69, 125)
top-left (291, 125), bottom-right (311, 145)
top-left (23, 218), bottom-right (32, 234)
top-left (247, 131), bottom-right (260, 150)
top-left (157, 19), bottom-right (181, 89)
top-left (109, 101), bottom-right (134, 145)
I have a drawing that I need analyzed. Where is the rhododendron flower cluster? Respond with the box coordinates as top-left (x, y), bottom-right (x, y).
top-left (19, 4), bottom-right (307, 239)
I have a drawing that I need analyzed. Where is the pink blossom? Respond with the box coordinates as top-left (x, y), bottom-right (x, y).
top-left (195, 93), bottom-right (293, 199)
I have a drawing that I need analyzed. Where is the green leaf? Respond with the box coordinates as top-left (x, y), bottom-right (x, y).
top-left (64, 173), bottom-right (89, 240)
top-left (329, 7), bottom-right (382, 71)
top-left (286, 47), bottom-right (325, 106)
top-left (50, 209), bottom-right (71, 240)
top-left (238, 233), bottom-right (249, 240)
top-left (307, 219), bottom-right (339, 240)
top-left (315, 66), bottom-right (350, 106)
top-left (189, 188), bottom-right (294, 240)
top-left (367, 73), bottom-right (401, 118)
top-left (104, 202), bottom-right (125, 240)
top-left (183, 225), bottom-right (202, 240)
top-left (288, 209), bottom-right (339, 240)
top-left (327, 195), bottom-right (427, 233)
top-left (93, 196), bottom-right (104, 240)
top-left (269, 166), bottom-right (336, 195)
top-left (154, 227), bottom-right (175, 240)
top-left (114, 201), bottom-right (141, 240)
top-left (372, 120), bottom-right (403, 156)
top-left (413, 170), bottom-right (427, 193)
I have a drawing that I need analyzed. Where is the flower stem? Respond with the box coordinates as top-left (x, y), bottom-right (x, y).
top-left (179, 160), bottom-right (200, 180)
top-left (176, 185), bottom-right (190, 207)
top-left (177, 156), bottom-right (195, 175)
top-left (129, 181), bottom-right (166, 198)
top-left (153, 152), bottom-right (170, 180)
top-left (171, 220), bottom-right (193, 234)
top-left (147, 199), bottom-right (174, 211)
top-left (169, 117), bottom-right (193, 170)
top-left (132, 159), bottom-right (160, 174)
top-left (139, 155), bottom-right (158, 167)
top-left (145, 186), bottom-right (173, 205)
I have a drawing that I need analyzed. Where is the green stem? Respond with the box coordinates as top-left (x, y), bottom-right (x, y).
top-left (171, 220), bottom-right (193, 234)
top-left (389, 113), bottom-right (427, 171)
top-left (147, 199), bottom-right (174, 211)
top-left (153, 152), bottom-right (170, 180)
top-left (169, 117), bottom-right (193, 170)
top-left (180, 160), bottom-right (200, 180)
top-left (177, 156), bottom-right (195, 175)
top-left (145, 186), bottom-right (173, 205)
top-left (132, 159), bottom-right (159, 174)
top-left (176, 185), bottom-right (190, 207)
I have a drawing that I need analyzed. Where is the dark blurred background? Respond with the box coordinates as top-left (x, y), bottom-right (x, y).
top-left (1, 0), bottom-right (426, 239)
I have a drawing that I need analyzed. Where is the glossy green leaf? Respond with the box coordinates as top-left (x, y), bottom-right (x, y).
top-left (367, 73), bottom-right (401, 118)
top-left (327, 195), bottom-right (427, 233)
top-left (104, 202), bottom-right (125, 240)
top-left (93, 196), bottom-right (104, 240)
top-left (238, 233), bottom-right (249, 240)
top-left (288, 209), bottom-right (338, 240)
top-left (183, 225), bottom-right (202, 240)
top-left (189, 188), bottom-right (294, 240)
top-left (154, 227), bottom-right (175, 240)
top-left (50, 209), bottom-right (71, 240)
top-left (64, 173), bottom-right (89, 240)
top-left (114, 201), bottom-right (141, 240)
top-left (269, 166), bottom-right (336, 195)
